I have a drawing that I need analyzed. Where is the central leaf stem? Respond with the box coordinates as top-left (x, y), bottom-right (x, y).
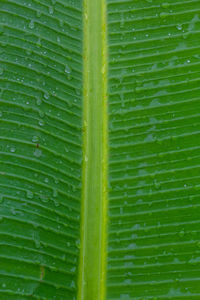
top-left (77, 0), bottom-right (108, 299)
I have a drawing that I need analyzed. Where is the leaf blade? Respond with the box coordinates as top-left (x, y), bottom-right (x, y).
top-left (0, 0), bottom-right (82, 298)
top-left (107, 0), bottom-right (200, 299)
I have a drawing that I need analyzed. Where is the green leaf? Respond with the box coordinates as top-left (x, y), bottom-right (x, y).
top-left (1, 0), bottom-right (200, 299)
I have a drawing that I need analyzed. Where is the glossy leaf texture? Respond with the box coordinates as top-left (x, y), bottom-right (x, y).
top-left (0, 0), bottom-right (82, 299)
top-left (1, 0), bottom-right (200, 299)
top-left (107, 1), bottom-right (200, 299)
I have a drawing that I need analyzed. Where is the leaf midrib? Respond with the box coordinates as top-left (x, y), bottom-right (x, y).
top-left (77, 0), bottom-right (108, 300)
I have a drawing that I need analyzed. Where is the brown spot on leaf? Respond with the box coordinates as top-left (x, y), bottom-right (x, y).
top-left (40, 265), bottom-right (45, 281)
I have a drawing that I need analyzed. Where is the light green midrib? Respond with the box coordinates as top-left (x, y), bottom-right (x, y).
top-left (77, 0), bottom-right (108, 299)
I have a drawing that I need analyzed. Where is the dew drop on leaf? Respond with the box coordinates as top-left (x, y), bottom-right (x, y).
top-left (54, 178), bottom-right (59, 184)
top-left (32, 136), bottom-right (39, 143)
top-left (29, 20), bottom-right (35, 29)
top-left (40, 194), bottom-right (48, 203)
top-left (49, 6), bottom-right (54, 14)
top-left (76, 238), bottom-right (80, 249)
top-left (160, 12), bottom-right (168, 19)
top-left (39, 111), bottom-right (44, 118)
top-left (34, 238), bottom-right (40, 249)
top-left (36, 10), bottom-right (41, 18)
top-left (34, 148), bottom-right (42, 158)
top-left (36, 97), bottom-right (42, 106)
top-left (179, 230), bottom-right (185, 237)
top-left (162, 2), bottom-right (170, 8)
top-left (10, 147), bottom-right (16, 153)
top-left (176, 24), bottom-right (182, 30)
top-left (53, 189), bottom-right (58, 197)
top-left (38, 120), bottom-right (44, 126)
top-left (44, 92), bottom-right (49, 100)
top-left (44, 177), bottom-right (49, 183)
top-left (59, 19), bottom-right (64, 27)
top-left (27, 190), bottom-right (33, 199)
top-left (65, 65), bottom-right (71, 74)
top-left (70, 280), bottom-right (75, 288)
top-left (54, 200), bottom-right (60, 207)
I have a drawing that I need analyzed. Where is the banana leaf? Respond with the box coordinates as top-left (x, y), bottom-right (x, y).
top-left (0, 0), bottom-right (200, 299)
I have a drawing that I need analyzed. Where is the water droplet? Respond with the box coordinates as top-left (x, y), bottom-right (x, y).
top-left (154, 180), bottom-right (161, 190)
top-left (40, 194), bottom-right (48, 203)
top-left (35, 239), bottom-right (40, 248)
top-left (32, 136), bottom-right (39, 142)
top-left (59, 19), bottom-right (64, 27)
top-left (27, 190), bottom-right (33, 199)
top-left (36, 10), bottom-right (41, 18)
top-left (39, 110), bottom-right (44, 118)
top-left (36, 37), bottom-right (41, 48)
top-left (11, 208), bottom-right (16, 215)
top-left (176, 24), bottom-right (182, 31)
top-left (65, 147), bottom-right (69, 153)
top-left (70, 266), bottom-right (76, 272)
top-left (36, 97), bottom-right (42, 105)
top-left (0, 67), bottom-right (3, 75)
top-left (10, 147), bottom-right (16, 153)
top-left (162, 2), bottom-right (170, 8)
top-left (34, 148), bottom-right (42, 158)
top-left (49, 6), bottom-right (54, 14)
top-left (160, 12), bottom-right (168, 19)
top-left (65, 65), bottom-right (71, 74)
top-left (75, 88), bottom-right (81, 96)
top-left (179, 230), bottom-right (185, 237)
top-left (38, 120), bottom-right (44, 126)
top-left (54, 200), bottom-right (60, 207)
top-left (53, 189), bottom-right (58, 197)
top-left (29, 20), bottom-right (35, 29)
top-left (44, 92), bottom-right (49, 100)
top-left (55, 178), bottom-right (59, 184)
top-left (194, 185), bottom-right (200, 191)
top-left (26, 49), bottom-right (32, 55)
top-left (76, 239), bottom-right (80, 249)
